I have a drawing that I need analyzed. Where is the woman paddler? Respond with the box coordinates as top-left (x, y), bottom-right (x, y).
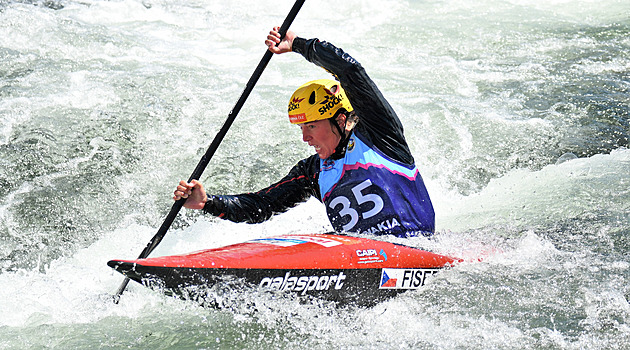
top-left (173, 27), bottom-right (435, 237)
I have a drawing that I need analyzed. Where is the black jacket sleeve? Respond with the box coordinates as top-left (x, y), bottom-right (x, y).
top-left (292, 37), bottom-right (415, 165)
top-left (203, 155), bottom-right (321, 223)
top-left (202, 37), bottom-right (415, 224)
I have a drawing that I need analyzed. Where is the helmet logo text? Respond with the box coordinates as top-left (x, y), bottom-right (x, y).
top-left (288, 97), bottom-right (304, 113)
top-left (289, 113), bottom-right (307, 123)
top-left (318, 93), bottom-right (344, 116)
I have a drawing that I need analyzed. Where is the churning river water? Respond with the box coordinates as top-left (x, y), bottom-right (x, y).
top-left (1, 0), bottom-right (629, 348)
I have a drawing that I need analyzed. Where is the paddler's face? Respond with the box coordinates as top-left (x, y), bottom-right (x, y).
top-left (300, 118), bottom-right (343, 159)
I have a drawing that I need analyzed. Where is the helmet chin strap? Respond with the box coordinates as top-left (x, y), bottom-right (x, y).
top-left (329, 116), bottom-right (350, 160)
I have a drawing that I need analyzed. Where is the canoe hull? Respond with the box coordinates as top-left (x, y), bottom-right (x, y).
top-left (108, 234), bottom-right (460, 306)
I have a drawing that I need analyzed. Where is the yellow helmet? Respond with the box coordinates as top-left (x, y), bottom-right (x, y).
top-left (287, 79), bottom-right (354, 124)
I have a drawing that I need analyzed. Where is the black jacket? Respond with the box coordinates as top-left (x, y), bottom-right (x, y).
top-left (204, 37), bottom-right (415, 224)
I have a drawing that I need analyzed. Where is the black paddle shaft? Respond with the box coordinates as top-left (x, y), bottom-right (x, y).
top-left (113, 0), bottom-right (306, 303)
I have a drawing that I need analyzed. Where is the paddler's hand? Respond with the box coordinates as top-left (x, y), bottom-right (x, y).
top-left (266, 26), bottom-right (296, 54)
top-left (174, 179), bottom-right (207, 210)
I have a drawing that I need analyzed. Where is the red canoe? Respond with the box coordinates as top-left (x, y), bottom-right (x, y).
top-left (108, 233), bottom-right (462, 306)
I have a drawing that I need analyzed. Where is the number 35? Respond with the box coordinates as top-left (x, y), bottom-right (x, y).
top-left (328, 179), bottom-right (384, 231)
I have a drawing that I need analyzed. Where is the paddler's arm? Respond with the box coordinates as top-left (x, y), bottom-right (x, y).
top-left (296, 37), bottom-right (414, 165)
top-left (203, 155), bottom-right (320, 224)
top-left (175, 155), bottom-right (321, 224)
top-left (267, 28), bottom-right (415, 165)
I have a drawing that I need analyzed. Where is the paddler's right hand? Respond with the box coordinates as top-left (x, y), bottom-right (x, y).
top-left (174, 179), bottom-right (207, 209)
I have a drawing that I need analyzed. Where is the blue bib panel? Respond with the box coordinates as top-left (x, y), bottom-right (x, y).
top-left (319, 132), bottom-right (435, 237)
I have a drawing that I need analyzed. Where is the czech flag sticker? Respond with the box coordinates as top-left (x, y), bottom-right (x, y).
top-left (379, 268), bottom-right (440, 289)
top-left (380, 270), bottom-right (398, 288)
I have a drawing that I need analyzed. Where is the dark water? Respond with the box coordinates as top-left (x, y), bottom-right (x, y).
top-left (0, 0), bottom-right (628, 348)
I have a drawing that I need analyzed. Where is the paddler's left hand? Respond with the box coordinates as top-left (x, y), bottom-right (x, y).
top-left (265, 26), bottom-right (296, 54)
top-left (174, 179), bottom-right (207, 210)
